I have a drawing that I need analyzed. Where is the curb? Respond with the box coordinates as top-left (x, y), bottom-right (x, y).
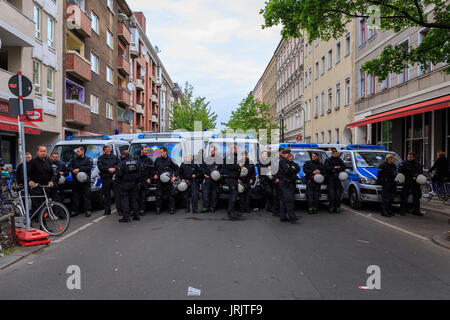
top-left (432, 232), bottom-right (450, 250)
top-left (0, 245), bottom-right (48, 271)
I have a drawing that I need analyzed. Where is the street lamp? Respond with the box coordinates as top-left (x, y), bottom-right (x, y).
top-left (280, 110), bottom-right (285, 143)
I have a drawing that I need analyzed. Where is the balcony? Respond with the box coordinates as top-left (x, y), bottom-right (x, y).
top-left (118, 121), bottom-right (130, 134)
top-left (66, 51), bottom-right (92, 82)
top-left (117, 88), bottom-right (131, 107)
top-left (152, 114), bottom-right (158, 123)
top-left (156, 76), bottom-right (162, 87)
top-left (65, 100), bottom-right (92, 126)
top-left (152, 94), bottom-right (158, 103)
top-left (136, 78), bottom-right (145, 91)
top-left (136, 102), bottom-right (145, 115)
top-left (117, 55), bottom-right (130, 75)
top-left (117, 22), bottom-right (131, 45)
top-left (66, 2), bottom-right (92, 38)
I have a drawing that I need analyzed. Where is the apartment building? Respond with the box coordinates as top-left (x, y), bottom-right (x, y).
top-left (159, 64), bottom-right (176, 133)
top-left (303, 21), bottom-right (356, 145)
top-left (351, 19), bottom-right (450, 167)
top-left (262, 54), bottom-right (277, 119)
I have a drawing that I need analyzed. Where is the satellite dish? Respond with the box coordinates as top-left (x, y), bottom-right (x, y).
top-left (140, 69), bottom-right (146, 77)
top-left (118, 13), bottom-right (128, 21)
top-left (123, 110), bottom-right (133, 122)
top-left (127, 82), bottom-right (135, 91)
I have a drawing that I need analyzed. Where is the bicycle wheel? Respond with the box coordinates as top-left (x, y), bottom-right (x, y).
top-left (39, 202), bottom-right (70, 236)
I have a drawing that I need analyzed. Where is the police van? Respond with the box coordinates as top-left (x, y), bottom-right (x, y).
top-left (51, 135), bottom-right (130, 207)
top-left (336, 144), bottom-right (403, 209)
top-left (279, 144), bottom-right (330, 201)
top-left (129, 133), bottom-right (186, 202)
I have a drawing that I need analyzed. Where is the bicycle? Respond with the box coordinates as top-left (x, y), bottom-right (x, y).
top-left (422, 174), bottom-right (450, 206)
top-left (5, 184), bottom-right (71, 236)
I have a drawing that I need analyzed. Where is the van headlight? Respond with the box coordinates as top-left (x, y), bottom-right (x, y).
top-left (360, 177), bottom-right (377, 185)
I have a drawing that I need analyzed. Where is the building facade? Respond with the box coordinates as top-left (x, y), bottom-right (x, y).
top-left (352, 20), bottom-right (450, 168)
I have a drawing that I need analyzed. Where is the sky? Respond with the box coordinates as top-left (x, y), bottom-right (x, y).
top-left (127, 0), bottom-right (282, 128)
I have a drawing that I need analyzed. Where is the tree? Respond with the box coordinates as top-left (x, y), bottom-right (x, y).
top-left (222, 94), bottom-right (279, 142)
top-left (260, 0), bottom-right (450, 80)
top-left (170, 82), bottom-right (218, 131)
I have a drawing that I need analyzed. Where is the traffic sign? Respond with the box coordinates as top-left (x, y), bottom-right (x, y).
top-left (9, 98), bottom-right (34, 116)
top-left (8, 75), bottom-right (32, 97)
top-left (296, 135), bottom-right (303, 142)
top-left (25, 109), bottom-right (43, 122)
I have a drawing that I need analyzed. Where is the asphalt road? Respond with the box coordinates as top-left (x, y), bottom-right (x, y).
top-left (0, 202), bottom-right (449, 300)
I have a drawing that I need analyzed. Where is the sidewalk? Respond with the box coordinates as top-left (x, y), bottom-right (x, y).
top-left (421, 198), bottom-right (450, 217)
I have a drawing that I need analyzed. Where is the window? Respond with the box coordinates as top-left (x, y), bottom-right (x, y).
top-left (418, 29), bottom-right (431, 75)
top-left (91, 11), bottom-right (99, 34)
top-left (369, 74), bottom-right (376, 96)
top-left (90, 95), bottom-right (99, 114)
top-left (308, 99), bottom-right (311, 121)
top-left (305, 72), bottom-right (308, 87)
top-left (34, 5), bottom-right (41, 39)
top-left (308, 68), bottom-right (312, 84)
top-left (33, 61), bottom-right (41, 94)
top-left (321, 91), bottom-right (325, 115)
top-left (47, 68), bottom-right (54, 98)
top-left (359, 70), bottom-right (366, 98)
top-left (47, 17), bottom-right (54, 48)
top-left (328, 49), bottom-right (332, 69)
top-left (328, 88), bottom-right (332, 112)
top-left (106, 103), bottom-right (113, 119)
top-left (336, 83), bottom-right (341, 108)
top-left (314, 96), bottom-right (319, 117)
top-left (381, 73), bottom-right (391, 90)
top-left (360, 19), bottom-right (366, 45)
top-left (345, 33), bottom-right (351, 56)
top-left (107, 30), bottom-right (113, 48)
top-left (335, 128), bottom-right (340, 143)
top-left (336, 41), bottom-right (341, 63)
top-left (107, 0), bottom-right (113, 11)
top-left (315, 133), bottom-right (319, 143)
top-left (345, 77), bottom-right (350, 106)
top-left (397, 39), bottom-right (410, 84)
top-left (321, 132), bottom-right (324, 144)
top-left (315, 62), bottom-right (319, 79)
top-left (90, 53), bottom-right (99, 73)
top-left (328, 130), bottom-right (332, 144)
top-left (106, 66), bottom-right (113, 84)
top-left (321, 56), bottom-right (325, 74)
top-left (305, 44), bottom-right (308, 56)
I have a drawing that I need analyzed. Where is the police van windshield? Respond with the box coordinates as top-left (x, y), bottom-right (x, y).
top-left (52, 144), bottom-right (104, 165)
top-left (354, 152), bottom-right (401, 168)
top-left (130, 142), bottom-right (183, 165)
top-left (207, 141), bottom-right (259, 163)
top-left (291, 150), bottom-right (328, 167)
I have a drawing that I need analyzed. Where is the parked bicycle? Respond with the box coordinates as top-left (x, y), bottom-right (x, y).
top-left (422, 172), bottom-right (450, 206)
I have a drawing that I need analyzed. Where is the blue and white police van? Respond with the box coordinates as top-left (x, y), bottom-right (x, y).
top-left (51, 135), bottom-right (130, 208)
top-left (278, 144), bottom-right (330, 201)
top-left (336, 144), bottom-right (403, 209)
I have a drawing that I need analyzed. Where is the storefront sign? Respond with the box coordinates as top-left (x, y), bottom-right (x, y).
top-left (25, 109), bottom-right (43, 122)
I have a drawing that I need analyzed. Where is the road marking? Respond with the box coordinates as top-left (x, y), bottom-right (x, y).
top-left (53, 215), bottom-right (109, 244)
top-left (344, 206), bottom-right (430, 242)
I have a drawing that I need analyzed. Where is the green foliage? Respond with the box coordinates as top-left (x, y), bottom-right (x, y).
top-left (169, 82), bottom-right (218, 131)
top-left (261, 0), bottom-right (450, 80)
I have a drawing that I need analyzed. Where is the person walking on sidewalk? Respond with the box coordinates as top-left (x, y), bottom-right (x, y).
top-left (428, 151), bottom-right (449, 192)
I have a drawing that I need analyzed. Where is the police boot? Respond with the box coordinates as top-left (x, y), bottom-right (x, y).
top-left (308, 208), bottom-right (314, 215)
top-left (202, 208), bottom-right (209, 213)
top-left (119, 217), bottom-right (130, 223)
top-left (169, 210), bottom-right (175, 215)
top-left (139, 210), bottom-right (146, 216)
top-left (381, 210), bottom-right (390, 217)
top-left (85, 211), bottom-right (92, 218)
top-left (133, 215), bottom-right (141, 221)
top-left (328, 207), bottom-right (334, 214)
top-left (335, 207), bottom-right (341, 214)
top-left (70, 211), bottom-right (78, 217)
top-left (155, 209), bottom-right (161, 215)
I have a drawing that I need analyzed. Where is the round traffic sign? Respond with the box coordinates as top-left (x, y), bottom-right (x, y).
top-left (8, 75), bottom-right (33, 97)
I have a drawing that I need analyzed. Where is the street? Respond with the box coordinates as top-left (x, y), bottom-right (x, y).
top-left (0, 202), bottom-right (449, 300)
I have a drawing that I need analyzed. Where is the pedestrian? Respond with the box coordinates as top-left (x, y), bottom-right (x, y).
top-left (202, 146), bottom-right (222, 213)
top-left (135, 145), bottom-right (154, 216)
top-left (16, 152), bottom-right (32, 187)
top-left (97, 145), bottom-right (121, 216)
top-left (238, 151), bottom-right (256, 214)
top-left (50, 152), bottom-right (69, 203)
top-left (324, 149), bottom-right (345, 213)
top-left (428, 151), bottom-right (449, 191)
top-left (116, 150), bottom-right (141, 223)
top-left (179, 154), bottom-right (201, 213)
top-left (154, 147), bottom-right (179, 215)
top-left (68, 146), bottom-right (94, 217)
top-left (304, 152), bottom-right (325, 214)
top-left (223, 144), bottom-right (244, 219)
top-left (277, 150), bottom-right (300, 223)
top-left (399, 152), bottom-right (423, 216)
top-left (257, 151), bottom-right (275, 213)
top-left (377, 154), bottom-right (397, 217)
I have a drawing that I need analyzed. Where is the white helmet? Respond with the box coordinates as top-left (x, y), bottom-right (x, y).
top-left (416, 174), bottom-right (427, 185)
top-left (177, 181), bottom-right (188, 192)
top-left (211, 170), bottom-right (221, 181)
top-left (395, 173), bottom-right (406, 184)
top-left (313, 174), bottom-right (325, 184)
top-left (160, 172), bottom-right (171, 183)
top-left (76, 172), bottom-right (89, 183)
top-left (339, 172), bottom-right (349, 181)
top-left (240, 167), bottom-right (248, 178)
top-left (58, 176), bottom-right (66, 185)
top-left (238, 183), bottom-right (245, 194)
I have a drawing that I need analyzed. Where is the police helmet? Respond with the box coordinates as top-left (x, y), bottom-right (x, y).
top-left (313, 174), bottom-right (325, 184)
top-left (416, 174), bottom-right (427, 185)
top-left (339, 172), bottom-right (349, 181)
top-left (58, 176), bottom-right (66, 185)
top-left (177, 181), bottom-right (188, 192)
top-left (394, 173), bottom-right (406, 184)
top-left (160, 172), bottom-right (172, 183)
top-left (240, 167), bottom-right (249, 178)
top-left (76, 172), bottom-right (89, 183)
top-left (211, 170), bottom-right (221, 181)
top-left (238, 183), bottom-right (245, 194)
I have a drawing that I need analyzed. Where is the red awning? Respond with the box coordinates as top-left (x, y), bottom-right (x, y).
top-left (0, 114), bottom-right (41, 135)
top-left (348, 95), bottom-right (450, 128)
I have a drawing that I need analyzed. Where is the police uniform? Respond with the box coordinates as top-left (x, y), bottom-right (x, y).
top-left (272, 156), bottom-right (282, 216)
top-left (201, 155), bottom-right (222, 212)
top-left (304, 158), bottom-right (325, 214)
top-left (116, 155), bottom-right (141, 222)
top-left (223, 152), bottom-right (241, 218)
top-left (324, 156), bottom-right (345, 213)
top-left (257, 160), bottom-right (275, 213)
top-left (399, 159), bottom-right (423, 216)
top-left (239, 158), bottom-right (256, 213)
top-left (377, 161), bottom-right (397, 217)
top-left (154, 155), bottom-right (179, 214)
top-left (135, 154), bottom-right (155, 215)
top-left (179, 161), bottom-right (201, 212)
top-left (98, 153), bottom-right (121, 215)
top-left (51, 160), bottom-right (69, 203)
top-left (278, 154), bottom-right (300, 222)
top-left (68, 155), bottom-right (94, 217)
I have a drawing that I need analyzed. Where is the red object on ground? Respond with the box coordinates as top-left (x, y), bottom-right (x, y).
top-left (17, 238), bottom-right (50, 247)
top-left (15, 228), bottom-right (50, 242)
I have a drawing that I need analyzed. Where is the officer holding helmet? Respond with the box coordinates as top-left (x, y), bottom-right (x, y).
top-left (223, 144), bottom-right (244, 219)
top-left (135, 145), bottom-right (154, 216)
top-left (399, 152), bottom-right (424, 216)
top-left (50, 152), bottom-right (69, 203)
top-left (278, 150), bottom-right (300, 223)
top-left (377, 154), bottom-right (397, 217)
top-left (324, 149), bottom-right (346, 214)
top-left (179, 154), bottom-right (201, 213)
top-left (98, 145), bottom-right (121, 216)
top-left (154, 147), bottom-right (179, 215)
top-left (238, 151), bottom-right (256, 214)
top-left (116, 150), bottom-right (141, 223)
top-left (68, 146), bottom-right (93, 217)
top-left (304, 152), bottom-right (325, 214)
top-left (202, 146), bottom-right (222, 213)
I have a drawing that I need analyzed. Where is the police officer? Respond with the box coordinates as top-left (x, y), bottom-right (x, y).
top-left (257, 151), bottom-right (275, 213)
top-left (277, 150), bottom-right (300, 223)
top-left (68, 146), bottom-right (94, 217)
top-left (135, 145), bottom-right (154, 216)
top-left (179, 154), bottom-right (200, 213)
top-left (304, 152), bottom-right (325, 214)
top-left (97, 145), bottom-right (121, 216)
top-left (50, 152), bottom-right (69, 203)
top-left (16, 152), bottom-right (32, 187)
top-left (272, 147), bottom-right (285, 217)
top-left (238, 151), bottom-right (256, 214)
top-left (202, 146), bottom-right (222, 213)
top-left (223, 144), bottom-right (244, 219)
top-left (116, 150), bottom-right (141, 223)
top-left (154, 147), bottom-right (179, 215)
top-left (377, 154), bottom-right (397, 217)
top-left (324, 149), bottom-right (345, 214)
top-left (399, 152), bottom-right (423, 216)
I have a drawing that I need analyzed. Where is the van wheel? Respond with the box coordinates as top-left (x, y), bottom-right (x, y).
top-left (349, 187), bottom-right (362, 210)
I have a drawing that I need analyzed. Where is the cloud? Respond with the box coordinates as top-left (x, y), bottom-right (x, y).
top-left (127, 0), bottom-right (282, 125)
